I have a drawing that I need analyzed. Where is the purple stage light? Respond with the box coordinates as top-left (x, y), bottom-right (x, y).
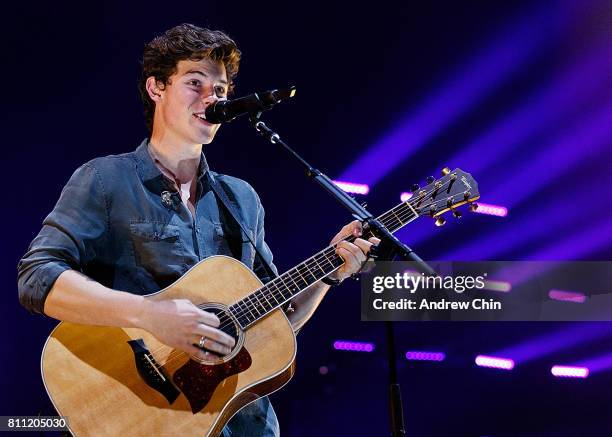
top-left (485, 103), bottom-right (612, 209)
top-left (551, 365), bottom-right (589, 378)
top-left (333, 340), bottom-right (375, 352)
top-left (482, 279), bottom-right (512, 293)
top-left (443, 43), bottom-right (612, 179)
top-left (440, 174), bottom-right (611, 261)
top-left (472, 202), bottom-right (508, 217)
top-left (403, 78), bottom-right (612, 256)
top-left (406, 351), bottom-right (446, 361)
top-left (339, 7), bottom-right (560, 187)
top-left (333, 180), bottom-right (369, 195)
top-left (475, 355), bottom-right (515, 370)
top-left (400, 192), bottom-right (413, 202)
top-left (575, 352), bottom-right (612, 374)
top-left (492, 323), bottom-right (612, 364)
top-left (548, 289), bottom-right (586, 303)
top-left (526, 218), bottom-right (612, 261)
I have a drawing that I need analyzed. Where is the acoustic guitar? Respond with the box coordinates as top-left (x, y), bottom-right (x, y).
top-left (41, 168), bottom-right (479, 436)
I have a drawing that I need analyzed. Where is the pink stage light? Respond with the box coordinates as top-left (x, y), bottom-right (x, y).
top-left (475, 355), bottom-right (515, 370)
top-left (548, 289), bottom-right (586, 303)
top-left (333, 340), bottom-right (375, 352)
top-left (551, 365), bottom-right (589, 378)
top-left (406, 351), bottom-right (446, 361)
top-left (472, 202), bottom-right (508, 217)
top-left (333, 180), bottom-right (370, 195)
top-left (400, 192), bottom-right (413, 202)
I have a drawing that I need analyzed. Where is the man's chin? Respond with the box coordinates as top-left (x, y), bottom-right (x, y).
top-left (196, 128), bottom-right (219, 145)
top-left (198, 135), bottom-right (215, 145)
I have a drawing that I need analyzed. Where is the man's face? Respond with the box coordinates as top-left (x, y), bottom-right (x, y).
top-left (153, 57), bottom-right (228, 145)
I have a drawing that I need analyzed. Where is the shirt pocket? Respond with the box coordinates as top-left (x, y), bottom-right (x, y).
top-left (129, 221), bottom-right (192, 286)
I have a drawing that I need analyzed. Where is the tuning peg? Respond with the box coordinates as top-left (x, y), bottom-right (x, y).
top-left (435, 217), bottom-right (446, 227)
top-left (469, 203), bottom-right (479, 212)
top-left (429, 205), bottom-right (437, 216)
top-left (411, 183), bottom-right (420, 192)
top-left (426, 176), bottom-right (435, 184)
top-left (441, 167), bottom-right (451, 176)
top-left (453, 210), bottom-right (462, 219)
top-left (463, 191), bottom-right (471, 200)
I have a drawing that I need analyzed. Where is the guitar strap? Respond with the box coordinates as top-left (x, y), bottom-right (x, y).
top-left (206, 171), bottom-right (278, 283)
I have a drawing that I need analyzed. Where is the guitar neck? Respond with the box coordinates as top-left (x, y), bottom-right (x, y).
top-left (228, 200), bottom-right (420, 329)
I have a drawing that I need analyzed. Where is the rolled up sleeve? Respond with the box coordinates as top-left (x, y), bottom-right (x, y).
top-left (17, 162), bottom-right (109, 314)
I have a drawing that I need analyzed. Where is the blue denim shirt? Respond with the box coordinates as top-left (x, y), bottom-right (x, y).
top-left (18, 138), bottom-right (278, 314)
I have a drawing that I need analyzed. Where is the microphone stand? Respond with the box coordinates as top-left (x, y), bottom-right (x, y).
top-left (248, 112), bottom-right (437, 437)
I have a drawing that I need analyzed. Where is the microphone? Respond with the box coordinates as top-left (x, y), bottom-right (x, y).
top-left (204, 86), bottom-right (296, 124)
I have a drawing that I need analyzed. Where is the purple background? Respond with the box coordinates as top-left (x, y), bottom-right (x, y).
top-left (2, 1), bottom-right (612, 435)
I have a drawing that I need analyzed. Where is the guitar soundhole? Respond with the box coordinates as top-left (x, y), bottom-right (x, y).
top-left (193, 303), bottom-right (245, 365)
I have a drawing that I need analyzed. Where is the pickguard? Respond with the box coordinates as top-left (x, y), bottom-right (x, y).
top-left (173, 347), bottom-right (252, 414)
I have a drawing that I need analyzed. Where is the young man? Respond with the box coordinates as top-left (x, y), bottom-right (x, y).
top-left (18, 24), bottom-right (378, 436)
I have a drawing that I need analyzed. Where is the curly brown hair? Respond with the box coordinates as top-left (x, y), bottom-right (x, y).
top-left (138, 23), bottom-right (241, 132)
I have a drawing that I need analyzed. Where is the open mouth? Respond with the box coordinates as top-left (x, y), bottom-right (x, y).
top-left (193, 113), bottom-right (212, 125)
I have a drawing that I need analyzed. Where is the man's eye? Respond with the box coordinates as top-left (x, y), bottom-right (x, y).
top-left (188, 80), bottom-right (200, 86)
top-left (215, 87), bottom-right (227, 97)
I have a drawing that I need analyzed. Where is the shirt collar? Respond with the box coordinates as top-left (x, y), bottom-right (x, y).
top-left (134, 138), bottom-right (213, 189)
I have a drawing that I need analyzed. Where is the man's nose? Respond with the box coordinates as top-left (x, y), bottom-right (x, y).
top-left (202, 93), bottom-right (219, 106)
top-left (201, 88), bottom-right (224, 105)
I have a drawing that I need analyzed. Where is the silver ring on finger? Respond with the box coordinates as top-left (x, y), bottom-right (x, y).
top-left (198, 336), bottom-right (206, 348)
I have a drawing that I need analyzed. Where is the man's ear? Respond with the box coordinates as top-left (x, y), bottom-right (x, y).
top-left (145, 76), bottom-right (164, 102)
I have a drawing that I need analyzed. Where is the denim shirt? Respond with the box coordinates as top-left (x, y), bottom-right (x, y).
top-left (18, 139), bottom-right (278, 314)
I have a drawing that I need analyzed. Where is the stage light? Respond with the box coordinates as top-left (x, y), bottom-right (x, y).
top-left (333, 180), bottom-right (370, 195)
top-left (339, 6), bottom-right (558, 187)
top-left (475, 355), bottom-right (515, 370)
top-left (491, 324), bottom-right (612, 365)
top-left (471, 202), bottom-right (508, 217)
top-left (333, 340), bottom-right (375, 352)
top-left (481, 279), bottom-right (512, 293)
top-left (572, 352), bottom-right (612, 375)
top-left (548, 289), bottom-right (586, 303)
top-left (400, 192), bottom-right (413, 202)
top-left (551, 365), bottom-right (589, 378)
top-left (405, 351), bottom-right (446, 361)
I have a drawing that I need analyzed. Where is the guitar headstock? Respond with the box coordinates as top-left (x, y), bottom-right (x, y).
top-left (408, 168), bottom-right (480, 225)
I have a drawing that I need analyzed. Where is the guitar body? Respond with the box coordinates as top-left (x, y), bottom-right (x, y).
top-left (41, 256), bottom-right (297, 436)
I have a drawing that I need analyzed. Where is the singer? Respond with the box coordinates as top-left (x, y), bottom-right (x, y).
top-left (17, 23), bottom-right (378, 436)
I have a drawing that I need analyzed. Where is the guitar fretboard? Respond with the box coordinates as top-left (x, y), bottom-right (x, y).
top-left (228, 199), bottom-right (420, 328)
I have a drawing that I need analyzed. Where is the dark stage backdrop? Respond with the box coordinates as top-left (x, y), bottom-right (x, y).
top-left (2, 1), bottom-right (612, 436)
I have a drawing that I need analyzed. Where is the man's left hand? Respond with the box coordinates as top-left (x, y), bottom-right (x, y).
top-left (326, 220), bottom-right (380, 283)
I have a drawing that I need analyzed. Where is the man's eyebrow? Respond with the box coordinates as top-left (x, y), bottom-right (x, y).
top-left (183, 69), bottom-right (228, 85)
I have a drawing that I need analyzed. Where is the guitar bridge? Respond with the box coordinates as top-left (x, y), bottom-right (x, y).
top-left (128, 339), bottom-right (180, 404)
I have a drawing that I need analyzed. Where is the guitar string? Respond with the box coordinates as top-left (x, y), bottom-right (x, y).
top-left (153, 204), bottom-right (413, 365)
top-left (150, 178), bottom-right (467, 365)
top-left (194, 176), bottom-right (461, 329)
top-left (156, 181), bottom-right (470, 368)
top-left (149, 178), bottom-right (463, 365)
top-left (151, 178), bottom-right (462, 365)
top-left (202, 177), bottom-right (456, 330)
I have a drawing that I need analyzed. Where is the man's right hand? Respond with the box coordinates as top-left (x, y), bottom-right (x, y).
top-left (139, 298), bottom-right (236, 361)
